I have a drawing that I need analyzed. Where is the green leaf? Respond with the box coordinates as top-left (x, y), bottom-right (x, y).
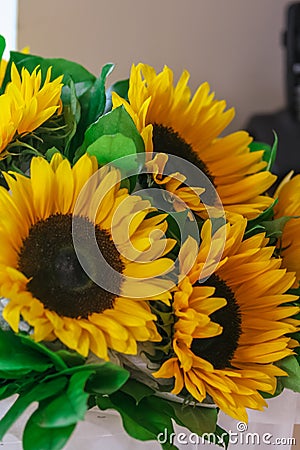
top-left (0, 377), bottom-right (68, 439)
top-left (245, 214), bottom-right (300, 241)
top-left (60, 79), bottom-right (81, 158)
top-left (85, 63), bottom-right (114, 127)
top-left (2, 52), bottom-right (95, 96)
top-left (105, 78), bottom-right (129, 112)
top-left (244, 224), bottom-right (267, 239)
top-left (23, 411), bottom-right (75, 450)
top-left (171, 403), bottom-right (218, 436)
top-left (0, 35), bottom-right (5, 61)
top-left (85, 362), bottom-right (130, 395)
top-left (87, 133), bottom-right (137, 167)
top-left (43, 361), bottom-right (128, 384)
top-left (97, 391), bottom-right (176, 443)
top-left (45, 147), bottom-right (63, 162)
top-left (61, 79), bottom-right (80, 119)
top-left (121, 379), bottom-right (155, 404)
top-left (249, 140), bottom-right (271, 152)
top-left (249, 133), bottom-right (278, 172)
top-left (35, 371), bottom-right (93, 428)
top-left (19, 334), bottom-right (68, 371)
top-left (55, 350), bottom-right (85, 368)
top-left (276, 356), bottom-right (300, 392)
top-left (76, 106), bottom-right (144, 160)
top-left (214, 425), bottom-right (229, 449)
top-left (261, 216), bottom-right (298, 239)
top-left (261, 378), bottom-right (284, 399)
top-left (245, 198), bottom-right (277, 238)
top-left (0, 382), bottom-right (20, 401)
top-left (266, 133), bottom-right (278, 172)
top-left (109, 397), bottom-right (165, 439)
top-left (0, 330), bottom-right (54, 377)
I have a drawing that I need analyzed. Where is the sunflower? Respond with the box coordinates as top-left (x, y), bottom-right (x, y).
top-left (112, 64), bottom-right (276, 219)
top-left (145, 153), bottom-right (206, 216)
top-left (5, 62), bottom-right (63, 134)
top-left (153, 217), bottom-right (300, 421)
top-left (274, 173), bottom-right (300, 286)
top-left (0, 153), bottom-right (176, 360)
top-left (0, 63), bottom-right (63, 158)
top-left (0, 46), bottom-right (30, 88)
top-left (0, 93), bottom-right (21, 157)
top-left (0, 58), bottom-right (7, 87)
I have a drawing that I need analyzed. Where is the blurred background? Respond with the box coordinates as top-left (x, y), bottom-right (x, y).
top-left (14, 0), bottom-right (292, 135)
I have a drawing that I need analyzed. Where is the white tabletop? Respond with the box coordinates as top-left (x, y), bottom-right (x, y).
top-left (0, 390), bottom-right (299, 450)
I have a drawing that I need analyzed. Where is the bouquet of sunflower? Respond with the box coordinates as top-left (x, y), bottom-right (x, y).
top-left (0, 33), bottom-right (299, 450)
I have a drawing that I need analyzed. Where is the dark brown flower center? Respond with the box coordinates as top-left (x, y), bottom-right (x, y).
top-left (152, 123), bottom-right (215, 185)
top-left (18, 214), bottom-right (124, 319)
top-left (191, 274), bottom-right (242, 369)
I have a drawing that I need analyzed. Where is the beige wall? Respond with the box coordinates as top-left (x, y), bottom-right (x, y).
top-left (18, 0), bottom-right (291, 132)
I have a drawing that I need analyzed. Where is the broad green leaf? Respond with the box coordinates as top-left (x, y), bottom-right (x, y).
top-left (36, 371), bottom-right (93, 427)
top-left (244, 224), bottom-right (267, 239)
top-left (23, 411), bottom-right (75, 450)
top-left (97, 391), bottom-right (176, 443)
top-left (0, 330), bottom-right (54, 377)
top-left (55, 350), bottom-right (85, 368)
top-left (249, 140), bottom-right (271, 162)
top-left (19, 334), bottom-right (67, 371)
top-left (105, 78), bottom-right (129, 112)
top-left (77, 106), bottom-right (144, 158)
top-left (246, 215), bottom-right (300, 241)
top-left (45, 147), bottom-right (63, 162)
top-left (245, 198), bottom-right (277, 236)
top-left (60, 79), bottom-right (81, 158)
top-left (71, 64), bottom-right (115, 157)
top-left (288, 286), bottom-right (300, 297)
top-left (98, 393), bottom-right (156, 440)
top-left (214, 425), bottom-right (229, 449)
top-left (85, 362), bottom-right (130, 395)
top-left (249, 134), bottom-right (278, 172)
top-left (43, 362), bottom-right (129, 393)
top-left (85, 63), bottom-right (114, 127)
top-left (261, 216), bottom-right (299, 239)
top-left (276, 356), bottom-right (300, 392)
top-left (2, 52), bottom-right (95, 96)
top-left (0, 35), bottom-right (6, 95)
top-left (87, 133), bottom-right (138, 171)
top-left (120, 379), bottom-right (155, 404)
top-left (61, 79), bottom-right (80, 119)
top-left (266, 133), bottom-right (278, 172)
top-left (261, 378), bottom-right (284, 399)
top-left (0, 35), bottom-right (5, 61)
top-left (0, 382), bottom-right (20, 400)
top-left (171, 403), bottom-right (218, 436)
top-left (0, 377), bottom-right (68, 439)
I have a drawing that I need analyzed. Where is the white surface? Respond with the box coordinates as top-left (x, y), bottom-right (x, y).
top-left (0, 0), bottom-right (18, 58)
top-left (0, 390), bottom-right (299, 449)
top-left (216, 389), bottom-right (299, 450)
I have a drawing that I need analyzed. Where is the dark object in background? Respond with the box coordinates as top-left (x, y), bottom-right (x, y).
top-left (246, 2), bottom-right (300, 180)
